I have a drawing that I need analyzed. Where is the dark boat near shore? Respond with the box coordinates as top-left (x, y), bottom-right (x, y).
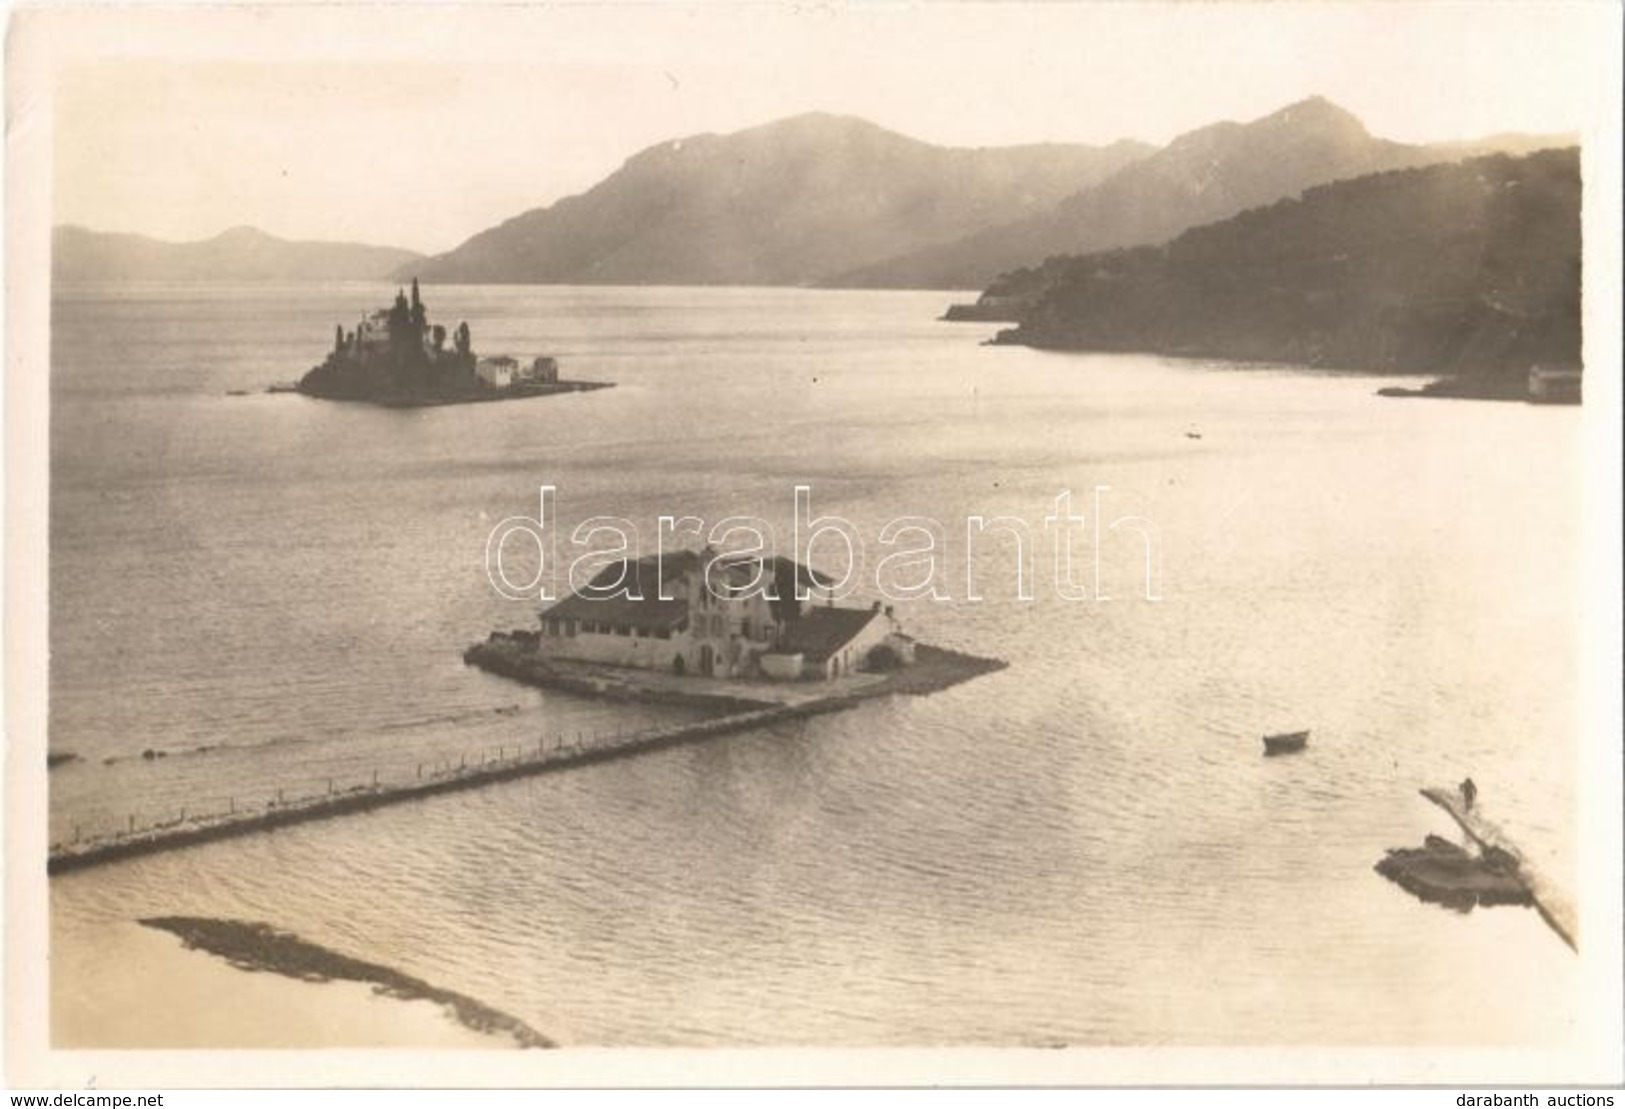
top-left (1262, 730), bottom-right (1309, 756)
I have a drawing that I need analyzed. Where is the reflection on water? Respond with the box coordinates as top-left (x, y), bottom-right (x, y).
top-left (50, 284), bottom-right (1581, 1045)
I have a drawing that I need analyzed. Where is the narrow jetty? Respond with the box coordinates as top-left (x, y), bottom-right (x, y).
top-left (49, 643), bottom-right (1005, 876)
top-left (1419, 784), bottom-right (1577, 950)
top-left (50, 706), bottom-right (788, 875)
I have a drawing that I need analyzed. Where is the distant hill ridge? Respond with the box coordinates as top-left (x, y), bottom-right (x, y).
top-left (58, 101), bottom-right (1575, 293)
top-left (844, 96), bottom-right (1574, 292)
top-left (52, 225), bottom-right (423, 283)
top-left (406, 112), bottom-right (1153, 286)
top-left (990, 147), bottom-right (1582, 394)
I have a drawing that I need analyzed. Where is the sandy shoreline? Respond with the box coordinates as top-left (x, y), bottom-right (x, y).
top-left (51, 916), bottom-right (527, 1049)
top-left (140, 917), bottom-right (552, 1047)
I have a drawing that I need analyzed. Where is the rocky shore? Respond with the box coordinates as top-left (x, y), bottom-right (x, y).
top-left (978, 149), bottom-right (1580, 399)
top-left (941, 301), bottom-right (1025, 323)
top-left (1374, 834), bottom-right (1532, 912)
top-left (1374, 785), bottom-right (1575, 950)
top-left (1375, 377), bottom-right (1577, 404)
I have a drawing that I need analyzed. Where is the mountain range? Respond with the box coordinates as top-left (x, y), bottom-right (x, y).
top-left (989, 147), bottom-right (1581, 395)
top-left (851, 97), bottom-right (1572, 293)
top-left (409, 98), bottom-right (1569, 291)
top-left (51, 225), bottom-right (423, 283)
top-left (407, 112), bottom-right (1151, 286)
top-left (54, 99), bottom-right (1573, 294)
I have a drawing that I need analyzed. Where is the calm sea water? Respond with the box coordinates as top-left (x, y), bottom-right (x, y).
top-left (50, 283), bottom-right (1583, 1046)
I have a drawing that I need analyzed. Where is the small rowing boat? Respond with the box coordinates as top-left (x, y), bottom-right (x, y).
top-left (1262, 730), bottom-right (1309, 756)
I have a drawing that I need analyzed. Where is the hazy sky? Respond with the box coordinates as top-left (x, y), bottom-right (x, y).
top-left (37, 2), bottom-right (1616, 254)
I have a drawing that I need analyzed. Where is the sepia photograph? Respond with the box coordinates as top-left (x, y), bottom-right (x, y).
top-left (4, 0), bottom-right (1622, 1090)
